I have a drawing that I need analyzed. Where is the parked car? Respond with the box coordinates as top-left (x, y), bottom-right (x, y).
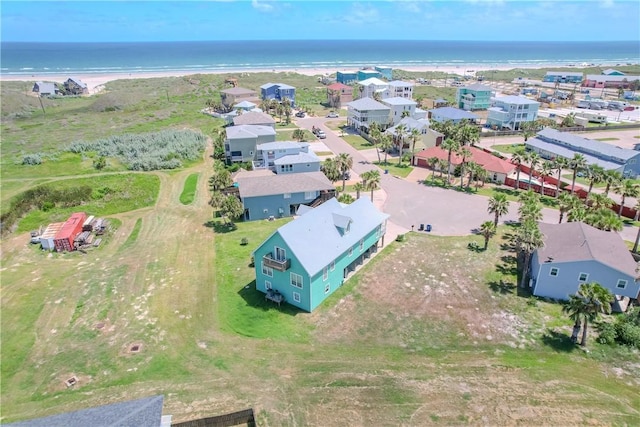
top-left (326, 111), bottom-right (339, 118)
top-left (316, 130), bottom-right (326, 139)
top-left (295, 111), bottom-right (306, 118)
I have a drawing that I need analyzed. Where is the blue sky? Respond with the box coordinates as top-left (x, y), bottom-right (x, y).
top-left (2, 0), bottom-right (639, 42)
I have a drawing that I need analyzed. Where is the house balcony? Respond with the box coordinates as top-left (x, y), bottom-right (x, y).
top-left (263, 253), bottom-right (291, 272)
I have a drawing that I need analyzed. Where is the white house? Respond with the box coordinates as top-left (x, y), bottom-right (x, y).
top-left (347, 97), bottom-right (391, 131)
top-left (387, 80), bottom-right (414, 99)
top-left (357, 78), bottom-right (389, 100)
top-left (381, 97), bottom-right (418, 126)
top-left (485, 95), bottom-right (539, 131)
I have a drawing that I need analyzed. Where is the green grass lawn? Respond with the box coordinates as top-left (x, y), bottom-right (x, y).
top-left (325, 121), bottom-right (347, 131)
top-left (594, 137), bottom-right (619, 141)
top-left (276, 129), bottom-right (316, 142)
top-left (373, 161), bottom-right (414, 178)
top-left (489, 143), bottom-right (525, 155)
top-left (561, 173), bottom-right (606, 188)
top-left (342, 134), bottom-right (374, 150)
top-left (179, 173), bottom-right (199, 205)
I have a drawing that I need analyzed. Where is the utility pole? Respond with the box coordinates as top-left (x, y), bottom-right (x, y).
top-left (38, 95), bottom-right (46, 115)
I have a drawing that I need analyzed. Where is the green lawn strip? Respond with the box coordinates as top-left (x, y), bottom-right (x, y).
top-left (120, 218), bottom-right (143, 251)
top-left (275, 129), bottom-right (316, 142)
top-left (594, 137), bottom-right (619, 141)
top-left (325, 121), bottom-right (347, 131)
top-left (342, 134), bottom-right (374, 150)
top-left (16, 173), bottom-right (160, 232)
top-left (214, 218), bottom-right (311, 342)
top-left (489, 143), bottom-right (525, 154)
top-left (179, 173), bottom-right (199, 205)
top-left (1, 152), bottom-right (128, 181)
top-left (373, 161), bottom-right (414, 178)
top-left (561, 174), bottom-right (606, 188)
top-left (313, 151), bottom-right (334, 156)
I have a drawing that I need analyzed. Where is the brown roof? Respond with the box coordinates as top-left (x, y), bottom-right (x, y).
top-left (414, 146), bottom-right (515, 174)
top-left (220, 87), bottom-right (257, 96)
top-left (537, 222), bottom-right (637, 277)
top-left (233, 111), bottom-right (276, 126)
top-left (327, 83), bottom-right (352, 91)
top-left (236, 171), bottom-right (334, 198)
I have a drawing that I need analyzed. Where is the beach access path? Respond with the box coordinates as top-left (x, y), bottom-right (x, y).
top-left (297, 116), bottom-right (639, 242)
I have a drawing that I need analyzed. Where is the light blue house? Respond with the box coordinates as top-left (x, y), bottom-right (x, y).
top-left (235, 170), bottom-right (335, 221)
top-left (254, 141), bottom-right (320, 173)
top-left (337, 71), bottom-right (358, 84)
top-left (375, 66), bottom-right (393, 80)
top-left (428, 107), bottom-right (479, 124)
top-left (456, 83), bottom-right (493, 110)
top-left (485, 96), bottom-right (539, 131)
top-left (225, 125), bottom-right (276, 164)
top-left (526, 128), bottom-right (640, 178)
top-left (542, 71), bottom-right (583, 83)
top-left (253, 197), bottom-right (389, 312)
top-left (530, 222), bottom-right (640, 309)
top-left (260, 83), bottom-right (296, 106)
top-left (357, 69), bottom-right (382, 81)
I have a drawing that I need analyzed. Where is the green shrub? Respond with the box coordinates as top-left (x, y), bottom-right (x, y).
top-left (21, 153), bottom-right (42, 165)
top-left (395, 234), bottom-right (406, 242)
top-left (596, 322), bottom-right (617, 345)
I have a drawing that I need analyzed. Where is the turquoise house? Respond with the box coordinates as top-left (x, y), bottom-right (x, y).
top-left (253, 198), bottom-right (389, 312)
top-left (456, 83), bottom-right (493, 110)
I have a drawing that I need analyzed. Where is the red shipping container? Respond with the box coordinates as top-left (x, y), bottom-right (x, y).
top-left (54, 212), bottom-right (87, 252)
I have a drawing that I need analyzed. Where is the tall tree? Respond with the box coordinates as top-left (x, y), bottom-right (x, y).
top-left (395, 123), bottom-right (407, 166)
top-left (440, 137), bottom-right (460, 185)
top-left (379, 134), bottom-right (393, 164)
top-left (539, 160), bottom-right (554, 196)
top-left (570, 283), bottom-right (613, 347)
top-left (409, 128), bottom-right (421, 155)
top-left (321, 158), bottom-right (341, 184)
top-left (603, 170), bottom-right (622, 197)
top-left (369, 122), bottom-right (382, 163)
top-left (427, 156), bottom-right (439, 179)
top-left (516, 220), bottom-right (544, 288)
top-left (614, 179), bottom-right (639, 218)
top-left (363, 170), bottom-right (381, 202)
top-left (585, 164), bottom-right (605, 201)
top-left (518, 190), bottom-right (542, 223)
top-left (479, 220), bottom-right (497, 250)
top-left (558, 192), bottom-right (579, 223)
top-left (562, 296), bottom-right (584, 343)
top-left (587, 208), bottom-right (623, 232)
top-left (488, 194), bottom-right (510, 227)
top-left (335, 153), bottom-right (354, 192)
top-left (219, 195), bottom-right (244, 225)
top-left (526, 151), bottom-right (540, 190)
top-left (353, 182), bottom-right (365, 200)
top-left (569, 153), bottom-right (588, 195)
top-left (511, 148), bottom-right (527, 191)
top-left (587, 193), bottom-right (614, 211)
top-left (553, 157), bottom-right (568, 198)
top-left (458, 146), bottom-right (472, 189)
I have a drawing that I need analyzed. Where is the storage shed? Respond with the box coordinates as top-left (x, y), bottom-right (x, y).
top-left (39, 222), bottom-right (65, 251)
top-left (54, 212), bottom-right (87, 252)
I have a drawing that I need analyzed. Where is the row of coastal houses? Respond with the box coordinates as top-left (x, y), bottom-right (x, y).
top-left (543, 69), bottom-right (640, 88)
top-left (32, 77), bottom-right (89, 96)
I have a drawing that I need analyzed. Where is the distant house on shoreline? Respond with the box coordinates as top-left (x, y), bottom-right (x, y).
top-left (64, 77), bottom-right (88, 95)
top-left (32, 81), bottom-right (58, 97)
top-left (542, 71), bottom-right (583, 84)
top-left (260, 83), bottom-right (296, 106)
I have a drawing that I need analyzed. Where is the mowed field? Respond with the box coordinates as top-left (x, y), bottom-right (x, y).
top-left (2, 72), bottom-right (640, 425)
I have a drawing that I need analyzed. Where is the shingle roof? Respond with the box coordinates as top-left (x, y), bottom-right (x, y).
top-left (327, 83), bottom-right (351, 90)
top-left (232, 112), bottom-right (276, 126)
top-left (347, 97), bottom-right (390, 111)
top-left (237, 171), bottom-right (333, 198)
top-left (6, 395), bottom-right (164, 427)
top-left (536, 128), bottom-right (640, 162)
top-left (386, 117), bottom-right (429, 135)
top-left (276, 197), bottom-right (389, 276)
top-left (381, 97), bottom-right (417, 106)
top-left (226, 124), bottom-right (276, 139)
top-left (414, 146), bottom-right (515, 174)
top-left (273, 152), bottom-right (320, 165)
top-left (257, 141), bottom-right (309, 151)
top-left (525, 138), bottom-right (622, 171)
top-left (67, 77), bottom-right (87, 88)
top-left (429, 107), bottom-right (478, 120)
top-left (537, 222), bottom-right (637, 277)
top-left (221, 87), bottom-right (257, 95)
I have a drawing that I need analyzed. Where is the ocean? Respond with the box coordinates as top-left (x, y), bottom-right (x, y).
top-left (1, 40), bottom-right (638, 75)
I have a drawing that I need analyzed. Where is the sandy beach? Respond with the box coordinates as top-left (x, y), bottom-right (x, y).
top-left (0, 64), bottom-right (539, 94)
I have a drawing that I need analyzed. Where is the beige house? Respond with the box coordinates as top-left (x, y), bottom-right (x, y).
top-left (221, 87), bottom-right (259, 107)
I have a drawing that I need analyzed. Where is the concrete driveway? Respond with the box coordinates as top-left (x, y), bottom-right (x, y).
top-left (295, 117), bottom-right (639, 241)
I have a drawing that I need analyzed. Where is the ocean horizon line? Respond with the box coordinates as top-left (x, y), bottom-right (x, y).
top-left (3, 39), bottom-right (638, 44)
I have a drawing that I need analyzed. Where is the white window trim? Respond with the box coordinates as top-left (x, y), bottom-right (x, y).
top-left (330, 261), bottom-right (335, 271)
top-left (290, 272), bottom-right (303, 289)
top-left (616, 279), bottom-right (627, 289)
top-left (262, 262), bottom-right (273, 277)
top-left (578, 272), bottom-right (589, 282)
top-left (293, 291), bottom-right (301, 302)
top-left (359, 239), bottom-right (364, 252)
top-left (549, 267), bottom-right (559, 277)
top-left (323, 266), bottom-right (328, 281)
top-left (265, 280), bottom-right (272, 290)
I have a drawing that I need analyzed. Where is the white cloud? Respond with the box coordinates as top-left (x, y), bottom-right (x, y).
top-left (252, 0), bottom-right (274, 12)
top-left (349, 2), bottom-right (381, 24)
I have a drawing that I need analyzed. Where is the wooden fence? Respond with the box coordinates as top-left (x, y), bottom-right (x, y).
top-left (172, 408), bottom-right (255, 427)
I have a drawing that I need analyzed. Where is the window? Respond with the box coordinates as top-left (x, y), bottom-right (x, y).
top-left (324, 283), bottom-right (330, 294)
top-left (348, 247), bottom-right (353, 257)
top-left (275, 246), bottom-right (286, 261)
top-left (305, 191), bottom-right (315, 200)
top-left (330, 261), bottom-right (335, 271)
top-left (293, 292), bottom-right (301, 302)
top-left (291, 272), bottom-right (303, 289)
top-left (265, 280), bottom-right (272, 290)
top-left (284, 193), bottom-right (291, 199)
top-left (262, 263), bottom-right (273, 277)
top-left (549, 267), bottom-right (559, 277)
top-left (578, 272), bottom-right (589, 282)
top-left (359, 239), bottom-right (364, 251)
top-left (323, 266), bottom-right (328, 280)
top-left (281, 164), bottom-right (293, 172)
top-left (616, 279), bottom-right (627, 289)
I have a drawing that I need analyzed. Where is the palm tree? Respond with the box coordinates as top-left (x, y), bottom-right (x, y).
top-left (440, 137), bottom-right (460, 185)
top-left (427, 156), bottom-right (439, 179)
top-left (437, 159), bottom-right (448, 178)
top-left (369, 122), bottom-right (382, 163)
top-left (353, 182), bottom-right (365, 200)
top-left (335, 153), bottom-right (353, 192)
top-left (526, 151), bottom-right (540, 190)
top-left (562, 296), bottom-right (583, 343)
top-left (518, 191), bottom-right (542, 223)
top-left (587, 193), bottom-right (614, 211)
top-left (571, 283), bottom-right (613, 347)
top-left (567, 203), bottom-right (587, 222)
top-left (569, 153), bottom-right (587, 195)
top-left (603, 170), bottom-right (622, 197)
top-left (395, 124), bottom-right (407, 166)
top-left (466, 161), bottom-right (479, 188)
top-left (458, 123), bottom-right (479, 147)
top-left (553, 157), bottom-right (568, 198)
top-left (379, 134), bottom-right (393, 163)
top-left (587, 208), bottom-right (623, 232)
top-left (321, 158), bottom-right (341, 184)
top-left (458, 146), bottom-right (472, 189)
top-left (614, 179), bottom-right (639, 217)
top-left (479, 220), bottom-right (497, 250)
top-left (539, 160), bottom-right (554, 196)
top-left (511, 148), bottom-right (527, 191)
top-left (516, 220), bottom-right (544, 289)
top-left (558, 192), bottom-right (579, 223)
top-left (364, 170), bottom-right (381, 202)
top-left (487, 194), bottom-right (509, 227)
top-left (584, 164), bottom-right (605, 201)
top-left (409, 128), bottom-right (421, 155)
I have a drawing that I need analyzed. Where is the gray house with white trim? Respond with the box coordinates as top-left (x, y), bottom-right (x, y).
top-left (347, 97), bottom-right (391, 131)
top-left (530, 222), bottom-right (640, 307)
top-left (225, 125), bottom-right (276, 164)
